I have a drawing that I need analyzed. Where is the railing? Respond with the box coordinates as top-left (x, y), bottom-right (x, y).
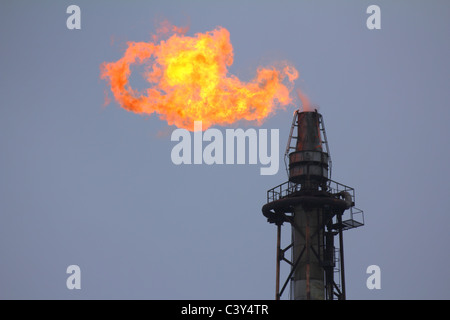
top-left (267, 180), bottom-right (300, 203)
top-left (267, 179), bottom-right (357, 205)
top-left (342, 207), bottom-right (365, 230)
top-left (266, 179), bottom-right (365, 230)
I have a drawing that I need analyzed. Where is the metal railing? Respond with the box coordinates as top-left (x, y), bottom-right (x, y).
top-left (342, 207), bottom-right (365, 230)
top-left (267, 179), bottom-right (357, 205)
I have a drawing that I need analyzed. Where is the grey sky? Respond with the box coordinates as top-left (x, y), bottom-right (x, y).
top-left (0, 0), bottom-right (449, 299)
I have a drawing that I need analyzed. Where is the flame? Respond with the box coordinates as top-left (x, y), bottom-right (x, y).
top-left (101, 24), bottom-right (299, 131)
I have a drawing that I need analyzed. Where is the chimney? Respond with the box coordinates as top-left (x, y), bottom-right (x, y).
top-left (262, 109), bottom-right (364, 300)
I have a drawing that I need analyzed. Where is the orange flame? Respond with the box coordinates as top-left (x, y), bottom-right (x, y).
top-left (100, 24), bottom-right (298, 131)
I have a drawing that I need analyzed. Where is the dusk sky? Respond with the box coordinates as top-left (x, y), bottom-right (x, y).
top-left (1, 0), bottom-right (449, 299)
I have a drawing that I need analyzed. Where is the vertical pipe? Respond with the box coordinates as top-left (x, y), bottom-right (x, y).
top-left (305, 214), bottom-right (311, 300)
top-left (295, 112), bottom-right (322, 152)
top-left (292, 206), bottom-right (324, 300)
top-left (338, 212), bottom-right (346, 300)
top-left (275, 224), bottom-right (281, 300)
top-left (324, 226), bottom-right (335, 300)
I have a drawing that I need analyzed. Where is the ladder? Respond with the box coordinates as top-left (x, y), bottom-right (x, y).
top-left (283, 110), bottom-right (299, 178)
top-left (318, 113), bottom-right (332, 181)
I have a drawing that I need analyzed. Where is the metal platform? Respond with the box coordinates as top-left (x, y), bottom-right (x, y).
top-left (341, 207), bottom-right (364, 230)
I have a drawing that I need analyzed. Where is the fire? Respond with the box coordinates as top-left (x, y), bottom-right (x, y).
top-left (100, 23), bottom-right (299, 131)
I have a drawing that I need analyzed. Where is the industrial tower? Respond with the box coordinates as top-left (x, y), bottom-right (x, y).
top-left (262, 109), bottom-right (364, 300)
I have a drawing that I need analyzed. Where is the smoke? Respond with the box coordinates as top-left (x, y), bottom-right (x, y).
top-left (296, 88), bottom-right (315, 112)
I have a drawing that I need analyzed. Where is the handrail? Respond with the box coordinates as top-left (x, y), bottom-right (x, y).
top-left (267, 179), bottom-right (357, 205)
